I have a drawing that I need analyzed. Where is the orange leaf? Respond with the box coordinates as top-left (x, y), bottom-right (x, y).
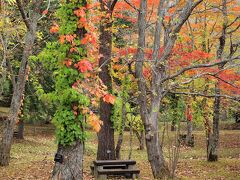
top-left (88, 112), bottom-right (103, 132)
top-left (59, 35), bottom-right (65, 44)
top-left (50, 23), bottom-right (59, 33)
top-left (103, 94), bottom-right (116, 104)
top-left (74, 8), bottom-right (86, 17)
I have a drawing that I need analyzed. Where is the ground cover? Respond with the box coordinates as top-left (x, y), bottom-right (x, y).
top-left (0, 125), bottom-right (239, 179)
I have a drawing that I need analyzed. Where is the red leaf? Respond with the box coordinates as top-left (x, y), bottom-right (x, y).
top-left (76, 60), bottom-right (93, 73)
top-left (42, 9), bottom-right (48, 15)
top-left (103, 94), bottom-right (116, 104)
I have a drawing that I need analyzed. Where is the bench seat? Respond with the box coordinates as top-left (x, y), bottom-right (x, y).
top-left (92, 160), bottom-right (140, 179)
top-left (98, 168), bottom-right (140, 175)
top-left (93, 160), bottom-right (136, 166)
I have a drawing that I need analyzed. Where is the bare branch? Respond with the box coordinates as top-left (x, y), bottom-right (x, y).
top-left (169, 91), bottom-right (240, 101)
top-left (226, 15), bottom-right (240, 28)
top-left (227, 23), bottom-right (240, 34)
top-left (160, 56), bottom-right (240, 83)
top-left (123, 0), bottom-right (139, 12)
top-left (38, 0), bottom-right (51, 21)
top-left (172, 0), bottom-right (203, 34)
top-left (110, 0), bottom-right (118, 11)
top-left (16, 0), bottom-right (31, 31)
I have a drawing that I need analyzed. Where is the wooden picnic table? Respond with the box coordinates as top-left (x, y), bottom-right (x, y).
top-left (92, 160), bottom-right (140, 179)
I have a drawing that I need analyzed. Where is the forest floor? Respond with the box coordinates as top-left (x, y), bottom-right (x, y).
top-left (0, 124), bottom-right (240, 180)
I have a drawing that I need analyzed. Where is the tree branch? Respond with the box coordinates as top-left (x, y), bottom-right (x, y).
top-left (160, 56), bottom-right (240, 83)
top-left (16, 0), bottom-right (31, 31)
top-left (169, 91), bottom-right (240, 101)
top-left (110, 0), bottom-right (118, 11)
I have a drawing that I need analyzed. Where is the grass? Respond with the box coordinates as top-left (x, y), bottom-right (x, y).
top-left (0, 125), bottom-right (239, 179)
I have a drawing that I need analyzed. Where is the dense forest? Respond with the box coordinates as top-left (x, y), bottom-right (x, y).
top-left (0, 0), bottom-right (239, 179)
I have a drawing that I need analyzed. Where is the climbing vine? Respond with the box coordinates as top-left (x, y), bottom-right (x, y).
top-left (37, 1), bottom-right (114, 145)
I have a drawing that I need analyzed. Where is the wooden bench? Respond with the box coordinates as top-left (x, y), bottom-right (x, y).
top-left (92, 160), bottom-right (140, 179)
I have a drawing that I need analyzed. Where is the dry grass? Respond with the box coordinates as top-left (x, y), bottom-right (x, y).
top-left (0, 125), bottom-right (239, 179)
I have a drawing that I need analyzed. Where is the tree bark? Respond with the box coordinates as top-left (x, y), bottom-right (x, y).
top-left (97, 5), bottom-right (115, 160)
top-left (17, 119), bottom-right (24, 139)
top-left (115, 97), bottom-right (126, 159)
top-left (139, 130), bottom-right (145, 150)
top-left (135, 130), bottom-right (145, 150)
top-left (207, 0), bottom-right (227, 162)
top-left (207, 85), bottom-right (220, 161)
top-left (186, 120), bottom-right (193, 147)
top-left (128, 122), bottom-right (133, 160)
top-left (135, 0), bottom-right (203, 178)
top-left (0, 4), bottom-right (39, 165)
top-left (52, 141), bottom-right (83, 180)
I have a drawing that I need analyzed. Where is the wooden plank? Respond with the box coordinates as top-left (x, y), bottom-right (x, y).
top-left (102, 164), bottom-right (127, 169)
top-left (93, 160), bottom-right (136, 166)
top-left (97, 168), bottom-right (140, 175)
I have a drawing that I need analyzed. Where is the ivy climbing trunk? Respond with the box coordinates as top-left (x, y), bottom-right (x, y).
top-left (97, 2), bottom-right (116, 160)
top-left (0, 1), bottom-right (40, 165)
top-left (115, 94), bottom-right (127, 159)
top-left (51, 1), bottom-right (88, 179)
top-left (52, 141), bottom-right (84, 180)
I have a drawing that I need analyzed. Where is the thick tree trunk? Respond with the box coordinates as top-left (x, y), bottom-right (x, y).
top-left (115, 98), bottom-right (126, 159)
top-left (17, 119), bottom-right (24, 139)
top-left (0, 117), bottom-right (14, 166)
top-left (52, 141), bottom-right (84, 180)
top-left (145, 125), bottom-right (169, 178)
top-left (97, 11), bottom-right (115, 160)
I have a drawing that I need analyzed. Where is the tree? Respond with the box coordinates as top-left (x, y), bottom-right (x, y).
top-left (38, 1), bottom-right (115, 178)
top-left (0, 0), bottom-right (42, 166)
top-left (135, 0), bottom-right (204, 178)
top-left (39, 1), bottom-right (88, 179)
top-left (97, 0), bottom-right (118, 160)
top-left (208, 0), bottom-right (240, 161)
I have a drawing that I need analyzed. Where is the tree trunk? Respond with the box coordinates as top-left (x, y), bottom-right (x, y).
top-left (97, 9), bottom-right (115, 160)
top-left (52, 141), bottom-right (83, 180)
top-left (17, 119), bottom-right (24, 139)
top-left (135, 130), bottom-right (145, 150)
top-left (115, 97), bottom-right (126, 159)
top-left (207, 84), bottom-right (220, 161)
top-left (128, 122), bottom-right (133, 160)
top-left (236, 111), bottom-right (240, 123)
top-left (207, 0), bottom-right (226, 162)
top-left (145, 125), bottom-right (169, 178)
top-left (186, 120), bottom-right (193, 147)
top-left (171, 120), bottom-right (176, 131)
top-left (139, 130), bottom-right (145, 150)
top-left (0, 18), bottom-right (38, 166)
